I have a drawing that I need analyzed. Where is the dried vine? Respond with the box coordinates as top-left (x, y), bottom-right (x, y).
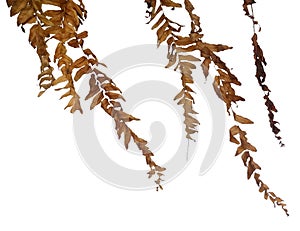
top-left (6, 0), bottom-right (165, 190)
top-left (242, 0), bottom-right (284, 146)
top-left (145, 0), bottom-right (288, 215)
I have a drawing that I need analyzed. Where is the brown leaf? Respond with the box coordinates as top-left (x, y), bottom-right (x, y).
top-left (72, 56), bottom-right (88, 69)
top-left (68, 39), bottom-right (80, 48)
top-left (102, 83), bottom-right (121, 93)
top-left (174, 89), bottom-right (184, 101)
top-left (124, 127), bottom-right (131, 149)
top-left (235, 145), bottom-right (245, 156)
top-left (233, 113), bottom-right (254, 124)
top-left (242, 151), bottom-right (250, 166)
top-left (90, 91), bottom-right (104, 110)
top-left (147, 169), bottom-right (156, 179)
top-left (37, 13), bottom-right (55, 26)
top-left (52, 76), bottom-right (68, 85)
top-left (115, 111), bottom-right (140, 122)
top-left (157, 21), bottom-right (169, 43)
top-left (259, 183), bottom-right (269, 193)
top-left (179, 55), bottom-right (201, 62)
top-left (201, 58), bottom-right (211, 77)
top-left (247, 159), bottom-right (261, 179)
top-left (83, 49), bottom-right (98, 61)
top-left (155, 165), bottom-right (166, 172)
top-left (17, 5), bottom-right (35, 26)
top-left (160, 0), bottom-right (182, 8)
top-left (213, 77), bottom-right (223, 100)
top-left (10, 0), bottom-right (28, 17)
top-left (85, 76), bottom-right (100, 100)
top-left (65, 95), bottom-right (83, 114)
top-left (152, 15), bottom-right (165, 30)
top-left (6, 0), bottom-right (15, 7)
top-left (38, 90), bottom-right (46, 97)
top-left (77, 31), bottom-right (88, 39)
top-left (106, 92), bottom-right (125, 101)
top-left (54, 43), bottom-right (67, 62)
top-left (59, 90), bottom-right (72, 100)
top-left (242, 141), bottom-right (257, 152)
top-left (116, 122), bottom-right (126, 139)
top-left (229, 125), bottom-right (241, 144)
top-left (204, 43), bottom-right (232, 52)
top-left (254, 173), bottom-right (261, 186)
top-left (74, 65), bottom-right (89, 81)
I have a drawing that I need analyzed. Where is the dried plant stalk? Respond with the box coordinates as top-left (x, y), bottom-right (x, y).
top-left (145, 0), bottom-right (288, 215)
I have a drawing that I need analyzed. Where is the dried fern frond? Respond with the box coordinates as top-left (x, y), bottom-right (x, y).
top-left (145, 0), bottom-right (288, 215)
top-left (230, 125), bottom-right (289, 216)
top-left (7, 0), bottom-right (88, 113)
top-left (242, 0), bottom-right (284, 146)
top-left (7, 0), bottom-right (165, 189)
top-left (86, 69), bottom-right (166, 190)
top-left (146, 0), bottom-right (200, 142)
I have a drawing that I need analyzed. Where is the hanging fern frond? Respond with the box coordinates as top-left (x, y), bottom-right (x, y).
top-left (5, 0), bottom-right (288, 214)
top-left (174, 64), bottom-right (200, 142)
top-left (146, 0), bottom-right (200, 142)
top-left (145, 0), bottom-right (288, 215)
top-left (7, 0), bottom-right (56, 97)
top-left (86, 69), bottom-right (166, 190)
top-left (7, 0), bottom-right (88, 112)
top-left (242, 0), bottom-right (284, 146)
top-left (230, 125), bottom-right (289, 216)
top-left (7, 0), bottom-right (165, 190)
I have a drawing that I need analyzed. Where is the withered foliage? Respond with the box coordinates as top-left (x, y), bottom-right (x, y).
top-left (243, 0), bottom-right (283, 146)
top-left (146, 0), bottom-right (288, 215)
top-left (7, 0), bottom-right (165, 190)
top-left (6, 0), bottom-right (288, 214)
top-left (86, 69), bottom-right (166, 190)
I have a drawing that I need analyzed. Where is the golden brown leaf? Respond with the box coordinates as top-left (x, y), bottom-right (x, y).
top-left (233, 113), bottom-right (254, 124)
top-left (17, 5), bottom-right (35, 26)
top-left (247, 159), bottom-right (261, 179)
top-left (10, 0), bottom-right (28, 17)
top-left (160, 0), bottom-right (182, 8)
top-left (90, 91), bottom-right (104, 110)
top-left (52, 76), bottom-right (68, 85)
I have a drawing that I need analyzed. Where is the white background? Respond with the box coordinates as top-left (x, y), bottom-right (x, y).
top-left (0, 0), bottom-right (299, 230)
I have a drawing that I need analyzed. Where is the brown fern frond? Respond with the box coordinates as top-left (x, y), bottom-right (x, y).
top-left (174, 61), bottom-right (200, 141)
top-left (6, 0), bottom-right (56, 97)
top-left (7, 0), bottom-right (88, 113)
top-left (146, 0), bottom-right (183, 46)
top-left (146, 0), bottom-right (288, 214)
top-left (230, 125), bottom-right (289, 216)
top-left (86, 70), bottom-right (166, 190)
top-left (43, 0), bottom-right (88, 113)
top-left (146, 0), bottom-right (200, 142)
top-left (8, 0), bottom-right (165, 189)
top-left (242, 0), bottom-right (284, 146)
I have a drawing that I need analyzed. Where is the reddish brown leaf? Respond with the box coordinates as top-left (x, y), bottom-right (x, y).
top-left (233, 113), bottom-right (254, 124)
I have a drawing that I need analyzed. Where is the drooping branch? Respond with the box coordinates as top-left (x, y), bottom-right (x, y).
top-left (242, 0), bottom-right (284, 146)
top-left (145, 0), bottom-right (288, 214)
top-left (86, 69), bottom-right (166, 190)
top-left (146, 0), bottom-right (200, 143)
top-left (7, 0), bottom-right (165, 189)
